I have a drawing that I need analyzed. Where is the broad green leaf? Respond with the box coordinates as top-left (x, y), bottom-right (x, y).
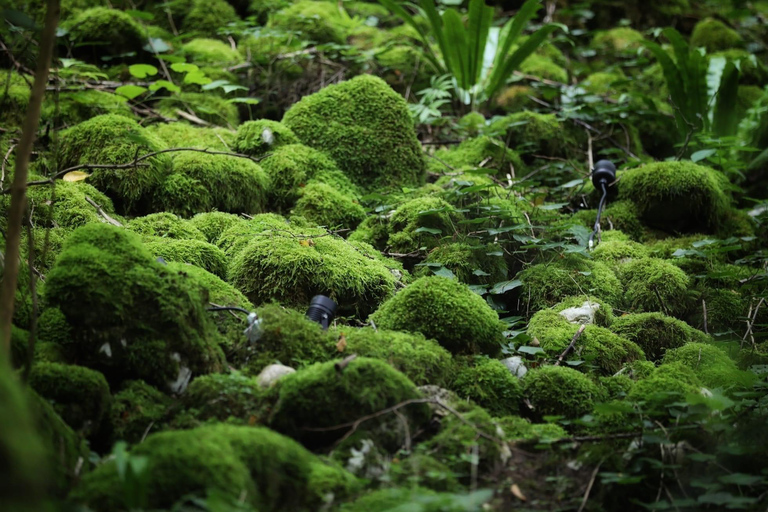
top-left (115, 84), bottom-right (148, 99)
top-left (128, 64), bottom-right (158, 79)
top-left (1, 9), bottom-right (37, 29)
top-left (149, 80), bottom-right (181, 93)
top-left (691, 148), bottom-right (717, 162)
top-left (432, 266), bottom-right (456, 279)
top-left (713, 60), bottom-right (740, 136)
top-left (518, 345), bottom-right (544, 355)
top-left (126, 9), bottom-right (154, 21)
top-left (183, 70), bottom-right (211, 85)
top-left (718, 473), bottom-right (764, 486)
top-left (490, 279), bottom-right (522, 294)
top-left (377, 0), bottom-right (440, 70)
top-left (466, 0), bottom-right (493, 85)
top-left (170, 62), bottom-right (199, 73)
top-left (441, 10), bottom-right (469, 88)
top-left (413, 226), bottom-right (442, 235)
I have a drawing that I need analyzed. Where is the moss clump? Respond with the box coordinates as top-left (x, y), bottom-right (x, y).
top-left (487, 111), bottom-right (566, 159)
top-left (181, 38), bottom-right (244, 65)
top-left (215, 213), bottom-right (294, 257)
top-left (0, 71), bottom-right (31, 126)
top-left (375, 45), bottom-right (431, 92)
top-left (58, 114), bottom-right (172, 215)
top-left (662, 343), bottom-right (756, 391)
top-left (269, 0), bottom-right (353, 44)
top-left (128, 212), bottom-right (206, 241)
top-left (598, 374), bottom-right (634, 400)
top-left (617, 162), bottom-right (732, 234)
top-left (582, 71), bottom-right (627, 96)
top-left (591, 27), bottom-right (645, 53)
top-left (292, 181), bottom-right (366, 231)
top-left (429, 136), bottom-right (525, 177)
top-left (42, 89), bottom-right (133, 128)
top-left (414, 242), bottom-right (507, 285)
top-left (592, 238), bottom-right (651, 263)
top-left (523, 365), bottom-right (601, 420)
top-left (43, 223), bottom-right (225, 389)
top-left (110, 380), bottom-right (171, 443)
top-left (157, 152), bottom-right (270, 216)
top-left (386, 196), bottom-right (462, 254)
top-left (233, 120), bottom-right (300, 157)
top-left (182, 0), bottom-right (240, 36)
top-left (549, 295), bottom-right (616, 327)
top-left (581, 200), bottom-right (645, 242)
top-left (339, 487), bottom-right (483, 511)
top-left (518, 54), bottom-right (568, 83)
top-left (690, 18), bottom-right (743, 53)
top-left (496, 415), bottom-right (567, 441)
top-left (386, 454), bottom-right (461, 492)
top-left (182, 372), bottom-right (264, 423)
top-left (619, 258), bottom-right (691, 317)
top-left (450, 357), bottom-right (522, 416)
top-left (283, 75), bottom-right (425, 191)
top-left (494, 84), bottom-right (535, 112)
top-left (64, 7), bottom-right (144, 60)
top-left (268, 357), bottom-right (430, 450)
top-left (189, 212), bottom-right (246, 244)
top-left (144, 237), bottom-right (227, 278)
top-left (610, 313), bottom-right (708, 362)
top-left (627, 363), bottom-right (701, 415)
top-left (370, 276), bottom-right (506, 356)
top-left (335, 327), bottom-right (453, 386)
top-left (29, 362), bottom-right (110, 437)
top-left (157, 93), bottom-right (240, 128)
top-left (229, 224), bottom-right (397, 317)
top-left (145, 123), bottom-right (233, 151)
top-left (518, 255), bottom-right (622, 313)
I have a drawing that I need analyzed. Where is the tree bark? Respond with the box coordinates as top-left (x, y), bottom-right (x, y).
top-left (0, 0), bottom-right (60, 355)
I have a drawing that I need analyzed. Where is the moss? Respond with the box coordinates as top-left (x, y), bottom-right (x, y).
top-left (386, 454), bottom-right (461, 492)
top-left (581, 201), bottom-right (645, 242)
top-left (523, 365), bottom-right (601, 420)
top-left (42, 89), bottom-right (133, 128)
top-left (306, 458), bottom-right (363, 507)
top-left (157, 92), bottom-right (240, 128)
top-left (145, 123), bottom-right (234, 151)
top-left (156, 151), bottom-right (270, 216)
top-left (414, 242), bottom-right (507, 285)
top-left (181, 38), bottom-right (244, 65)
top-left (233, 119), bottom-right (300, 157)
top-left (662, 343), bottom-right (756, 391)
top-left (58, 114), bottom-right (172, 215)
top-left (627, 363), bottom-right (701, 415)
top-left (487, 111), bottom-right (566, 159)
top-left (340, 487), bottom-right (485, 511)
top-left (450, 356), bottom-right (522, 416)
top-left (518, 53), bottom-right (568, 83)
top-left (617, 161), bottom-right (732, 234)
top-left (292, 181), bottom-right (366, 231)
top-left (375, 45), bottom-right (431, 92)
top-left (598, 374), bottom-right (634, 400)
top-left (229, 223), bottom-right (397, 317)
top-left (387, 196), bottom-right (462, 254)
top-left (64, 7), bottom-right (144, 60)
top-left (268, 357), bottom-right (430, 450)
top-left (21, 226), bottom-right (69, 274)
top-left (592, 238), bottom-right (651, 264)
top-left (518, 255), bottom-right (622, 313)
top-left (610, 312), bottom-right (708, 362)
top-left (188, 212), bottom-right (246, 245)
top-left (348, 213), bottom-right (391, 251)
top-left (216, 213), bottom-right (294, 257)
top-left (29, 362), bottom-right (110, 438)
top-left (182, 0), bottom-right (240, 36)
top-left (493, 84), bottom-right (535, 112)
top-left (43, 223), bottom-right (226, 389)
top-left (690, 18), bottom-right (743, 53)
top-left (182, 372), bottom-right (264, 423)
top-left (370, 276), bottom-right (506, 356)
top-left (110, 380), bottom-right (171, 444)
top-left (283, 75), bottom-right (426, 191)
top-left (0, 71), bottom-right (31, 126)
top-left (128, 212), bottom-right (206, 241)
top-left (591, 27), bottom-right (645, 54)
top-left (269, 0), bottom-right (354, 44)
top-left (527, 309), bottom-right (645, 375)
top-left (144, 237), bottom-right (227, 278)
top-left (581, 71), bottom-right (626, 96)
top-left (619, 258), bottom-right (691, 317)
top-left (429, 136), bottom-right (525, 177)
top-left (495, 415), bottom-right (567, 441)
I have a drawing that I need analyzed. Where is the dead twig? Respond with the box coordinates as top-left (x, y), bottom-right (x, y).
top-left (174, 109), bottom-right (210, 126)
top-left (702, 299), bottom-right (709, 335)
top-left (334, 354), bottom-right (358, 372)
top-left (555, 324), bottom-right (586, 366)
top-left (577, 459), bottom-right (604, 512)
top-left (1, 143), bottom-right (16, 185)
top-left (84, 196), bottom-right (123, 227)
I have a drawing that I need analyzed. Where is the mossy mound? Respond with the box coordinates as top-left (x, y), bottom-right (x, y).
top-left (618, 258), bottom-right (691, 317)
top-left (43, 223), bottom-right (225, 389)
top-left (386, 453), bottom-right (461, 492)
top-left (592, 238), bottom-right (651, 263)
top-left (58, 114), bottom-right (172, 215)
top-left (144, 237), bottom-right (228, 278)
top-left (386, 196), bottom-right (463, 254)
top-left (292, 181), bottom-right (366, 231)
top-left (127, 212), bottom-right (206, 241)
top-left (182, 372), bottom-right (264, 423)
top-left (610, 313), bottom-right (708, 362)
top-left (282, 75), bottom-right (425, 191)
top-left (189, 212), bottom-right (246, 244)
top-left (233, 120), bottom-right (300, 157)
top-left (339, 487), bottom-right (482, 511)
top-left (519, 53), bottom-right (568, 82)
top-left (145, 123), bottom-right (234, 151)
top-left (591, 27), bottom-right (645, 54)
top-left (627, 363), bottom-right (702, 415)
top-left (0, 71), bottom-right (30, 126)
top-left (690, 18), bottom-right (743, 53)
top-left (523, 365), bottom-right (601, 420)
top-left (487, 111), bottom-right (566, 159)
top-left (42, 89), bottom-right (133, 128)
top-left (156, 93), bottom-right (240, 128)
top-left (579, 200), bottom-right (646, 242)
top-left (414, 242), bottom-right (508, 285)
top-left (64, 7), bottom-right (144, 61)
top-left (216, 213), bottom-right (295, 257)
top-left (429, 136), bottom-right (525, 177)
top-left (110, 380), bottom-right (171, 444)
top-left (617, 162), bottom-right (732, 234)
top-left (180, 0), bottom-right (240, 36)
top-left (517, 255), bottom-right (622, 313)
top-left (268, 0), bottom-right (354, 44)
top-left (229, 223), bottom-right (398, 317)
top-left (370, 276), bottom-right (506, 356)
top-left (662, 343), bottom-right (756, 391)
top-left (29, 362), bottom-right (111, 438)
top-left (268, 357), bottom-right (430, 450)
top-left (450, 356), bottom-right (522, 416)
top-left (181, 38), bottom-right (244, 65)
top-left (496, 414), bottom-right (567, 442)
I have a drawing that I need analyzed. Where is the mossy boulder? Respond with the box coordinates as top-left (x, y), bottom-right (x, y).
top-left (662, 343), bottom-right (756, 391)
top-left (618, 258), bottom-right (691, 317)
top-left (127, 212), bottom-right (206, 241)
top-left (189, 212), bottom-right (246, 244)
top-left (592, 238), bottom-right (651, 263)
top-left (370, 276), bottom-right (506, 356)
top-left (429, 136), bottom-right (525, 177)
top-left (282, 75), bottom-right (426, 190)
top-left (386, 196), bottom-right (463, 254)
top-left (610, 313), bottom-right (709, 362)
top-left (110, 380), bottom-right (171, 444)
top-left (690, 18), bottom-right (743, 53)
top-left (64, 7), bottom-right (144, 61)
top-left (43, 223), bottom-right (226, 389)
top-left (269, 0), bottom-right (354, 44)
top-left (157, 92), bottom-right (240, 127)
top-left (591, 27), bottom-right (645, 54)
top-left (145, 123), bottom-right (234, 151)
top-left (496, 414), bottom-right (567, 442)
top-left (182, 372), bottom-right (265, 423)
top-left (233, 120), bottom-right (300, 157)
top-left (268, 357), bottom-right (430, 450)
top-left (181, 38), bottom-right (244, 65)
top-left (216, 213), bottom-right (295, 257)
top-left (42, 89), bottom-right (133, 128)
top-left (0, 71), bottom-right (30, 126)
top-left (58, 114), bottom-right (172, 215)
top-left (414, 242), bottom-right (508, 285)
top-left (487, 111), bottom-right (566, 159)
top-left (450, 356), bottom-right (522, 416)
top-left (292, 181), bottom-right (366, 231)
top-left (523, 365), bottom-right (601, 420)
top-left (144, 237), bottom-right (227, 278)
top-left (627, 363), bottom-right (702, 415)
top-left (181, 0), bottom-right (240, 36)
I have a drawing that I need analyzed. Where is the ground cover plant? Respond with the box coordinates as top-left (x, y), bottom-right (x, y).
top-left (2, 0), bottom-right (768, 511)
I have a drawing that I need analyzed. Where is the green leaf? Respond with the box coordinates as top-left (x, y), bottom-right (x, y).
top-left (442, 10), bottom-right (469, 90)
top-left (227, 97), bottom-right (261, 105)
top-left (1, 9), bottom-right (37, 30)
top-left (413, 227), bottom-right (442, 235)
top-left (718, 473), bottom-right (764, 486)
top-left (713, 59), bottom-right (740, 137)
top-left (698, 492), bottom-right (736, 505)
top-left (691, 149), bottom-right (717, 162)
top-left (128, 64), bottom-right (158, 79)
top-left (432, 267), bottom-right (456, 279)
top-left (183, 70), bottom-right (211, 85)
top-left (377, 0), bottom-right (441, 70)
top-left (170, 62), bottom-right (199, 73)
top-left (126, 9), bottom-right (154, 21)
top-left (148, 80), bottom-right (181, 93)
top-left (490, 279), bottom-right (522, 294)
top-left (518, 345), bottom-right (544, 355)
top-left (115, 84), bottom-right (148, 99)
top-left (466, 0), bottom-right (493, 86)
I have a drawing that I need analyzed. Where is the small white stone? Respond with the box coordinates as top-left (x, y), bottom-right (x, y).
top-left (501, 356), bottom-right (527, 379)
top-left (257, 364), bottom-right (296, 388)
top-left (98, 342), bottom-right (112, 358)
top-left (559, 300), bottom-right (601, 325)
top-left (261, 128), bottom-right (274, 145)
top-left (169, 366), bottom-right (192, 394)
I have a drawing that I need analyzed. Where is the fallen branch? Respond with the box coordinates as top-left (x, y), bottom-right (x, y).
top-left (334, 354), bottom-right (357, 372)
top-left (84, 196), bottom-right (123, 227)
top-left (555, 324), bottom-right (586, 366)
top-left (174, 109), bottom-right (210, 126)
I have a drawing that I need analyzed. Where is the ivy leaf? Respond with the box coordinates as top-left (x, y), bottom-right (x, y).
top-left (468, 284), bottom-right (488, 295)
top-left (691, 148), bottom-right (717, 163)
top-left (431, 267), bottom-right (456, 279)
top-left (115, 84), bottom-right (148, 99)
top-left (149, 80), bottom-right (181, 93)
top-left (128, 64), bottom-right (158, 79)
top-left (490, 279), bottom-right (522, 294)
top-left (472, 268), bottom-right (490, 276)
top-left (170, 62), bottom-right (199, 73)
top-left (183, 70), bottom-right (211, 85)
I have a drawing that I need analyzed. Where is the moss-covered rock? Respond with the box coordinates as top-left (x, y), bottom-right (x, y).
top-left (144, 237), bottom-right (227, 278)
top-left (64, 7), bottom-right (144, 61)
top-left (182, 372), bottom-right (264, 423)
top-left (42, 89), bottom-right (133, 128)
top-left (577, 200), bottom-right (646, 242)
top-left (487, 111), bottom-right (566, 159)
top-left (618, 258), bottom-right (691, 317)
top-left (233, 119), bottom-right (300, 157)
top-left (127, 212), bottom-right (206, 241)
top-left (450, 356), bottom-right (522, 416)
top-left (110, 380), bottom-right (171, 444)
top-left (58, 115), bottom-right (172, 215)
top-left (662, 343), bottom-right (756, 391)
top-left (189, 212), bottom-right (246, 244)
top-left (523, 365), bottom-right (601, 420)
top-left (215, 213), bottom-right (295, 257)
top-left (386, 196), bottom-right (462, 254)
top-left (370, 276), bottom-right (506, 356)
top-left (268, 357), bottom-right (430, 450)
top-left (591, 27), bottom-right (645, 54)
top-left (292, 181), bottom-right (366, 230)
top-left (414, 242), bottom-right (508, 285)
top-left (519, 53), bottom-right (568, 82)
top-left (157, 92), bottom-right (240, 127)
top-left (339, 487), bottom-right (485, 511)
top-left (181, 38), bottom-right (244, 65)
top-left (268, 0), bottom-right (354, 44)
top-left (429, 136), bottom-right (525, 177)
top-left (145, 123), bottom-right (234, 151)
top-left (690, 18), bottom-right (743, 53)
top-left (282, 75), bottom-right (425, 190)
top-left (496, 414), bottom-right (567, 442)
top-left (182, 0), bottom-right (240, 36)
top-left (0, 71), bottom-right (30, 126)
top-left (43, 223), bottom-right (225, 389)
top-left (592, 238), bottom-right (651, 263)
top-left (627, 363), bottom-right (701, 415)
top-left (610, 313), bottom-right (708, 362)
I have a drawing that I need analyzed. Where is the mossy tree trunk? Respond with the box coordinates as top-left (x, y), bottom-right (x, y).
top-left (0, 0), bottom-right (60, 355)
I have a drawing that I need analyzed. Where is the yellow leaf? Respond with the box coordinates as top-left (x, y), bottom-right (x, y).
top-left (62, 171), bottom-right (91, 182)
top-left (299, 239), bottom-right (315, 247)
top-left (336, 333), bottom-right (347, 352)
top-left (510, 483), bottom-right (527, 501)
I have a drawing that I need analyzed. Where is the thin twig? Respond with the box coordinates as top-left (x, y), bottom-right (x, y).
top-left (1, 144), bottom-right (16, 186)
top-left (577, 459), bottom-right (604, 512)
top-left (555, 324), bottom-right (586, 366)
top-left (84, 196), bottom-right (123, 227)
top-left (334, 354), bottom-right (358, 372)
top-left (174, 109), bottom-right (210, 126)
top-left (702, 299), bottom-right (709, 335)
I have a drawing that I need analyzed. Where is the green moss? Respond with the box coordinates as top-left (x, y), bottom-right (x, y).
top-left (181, 38), bottom-right (244, 65)
top-left (518, 53), bottom-right (568, 83)
top-left (128, 212), bottom-right (206, 241)
top-left (189, 212), bottom-right (246, 244)
top-left (370, 276), bottom-right (506, 356)
top-left (306, 458), bottom-right (363, 507)
top-left (493, 84), bottom-right (535, 112)
top-left (340, 487), bottom-right (485, 511)
top-left (43, 223), bottom-right (225, 389)
top-left (29, 362), bottom-right (110, 438)
top-left (145, 123), bottom-right (234, 151)
top-left (144, 237), bottom-right (227, 278)
top-left (0, 71), bottom-right (31, 126)
top-left (292, 181), bottom-right (366, 230)
top-left (414, 242), bottom-right (507, 285)
top-left (153, 173), bottom-right (212, 218)
top-left (110, 380), bottom-right (171, 444)
top-left (386, 454), bottom-right (461, 492)
top-left (627, 363), bottom-right (701, 415)
top-left (617, 161), bottom-right (732, 234)
top-left (523, 365), bottom-right (601, 420)
top-left (429, 136), bottom-right (525, 177)
top-left (229, 223), bottom-right (397, 317)
top-left (591, 27), bottom-right (645, 53)
top-left (157, 93), bottom-right (240, 127)
top-left (348, 213), bottom-right (391, 251)
top-left (487, 111), bottom-right (566, 159)
top-left (269, 0), bottom-right (354, 44)
top-left (691, 18), bottom-right (743, 53)
top-left (387, 196), bottom-right (462, 254)
top-left (662, 343), bottom-right (756, 390)
top-left (42, 89), bottom-right (133, 128)
top-left (64, 7), bottom-right (144, 60)
top-left (182, 0), bottom-right (240, 36)
top-left (518, 255), bottom-right (622, 313)
top-left (269, 357), bottom-right (430, 450)
top-left (595, 201), bottom-right (645, 241)
top-left (233, 119), bottom-right (300, 157)
top-left (215, 213), bottom-right (294, 257)
top-left (283, 75), bottom-right (426, 191)
top-left (618, 258), bottom-right (691, 317)
top-left (375, 45), bottom-right (431, 92)
top-left (182, 372), bottom-right (264, 423)
top-left (58, 114), bottom-right (172, 215)
top-left (598, 374), bottom-right (634, 400)
top-left (610, 312), bottom-right (708, 362)
top-left (592, 238), bottom-right (651, 264)
top-left (37, 307), bottom-right (73, 349)
top-left (450, 356), bottom-right (522, 416)
top-left (582, 71), bottom-right (627, 96)
top-left (495, 415), bottom-right (567, 441)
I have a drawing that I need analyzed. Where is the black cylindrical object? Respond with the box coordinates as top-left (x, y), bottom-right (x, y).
top-left (306, 295), bottom-right (337, 330)
top-left (591, 160), bottom-right (617, 188)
